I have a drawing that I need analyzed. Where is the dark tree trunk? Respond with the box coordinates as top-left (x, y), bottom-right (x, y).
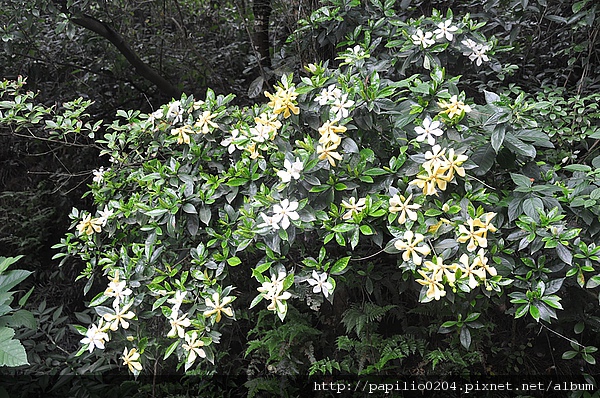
top-left (253, 0), bottom-right (273, 69)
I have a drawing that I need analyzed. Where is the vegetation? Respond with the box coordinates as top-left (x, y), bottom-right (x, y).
top-left (1, 0), bottom-right (599, 397)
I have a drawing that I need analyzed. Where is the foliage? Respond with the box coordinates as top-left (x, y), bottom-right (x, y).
top-left (0, 256), bottom-right (35, 368)
top-left (1, 0), bottom-right (600, 396)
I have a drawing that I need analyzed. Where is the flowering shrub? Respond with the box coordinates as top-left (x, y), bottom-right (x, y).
top-left (0, 2), bottom-right (591, 383)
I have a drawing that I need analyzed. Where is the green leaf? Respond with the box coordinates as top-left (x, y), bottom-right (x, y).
top-left (3, 310), bottom-right (36, 329)
top-left (164, 340), bottom-right (180, 360)
top-left (0, 327), bottom-right (28, 367)
top-left (460, 327), bottom-right (471, 350)
top-left (510, 173), bottom-right (533, 188)
top-left (471, 144), bottom-right (496, 176)
top-left (0, 270), bottom-right (32, 295)
top-left (0, 256), bottom-right (23, 274)
top-left (529, 304), bottom-right (540, 321)
top-left (556, 243), bottom-right (573, 265)
top-left (522, 197), bottom-right (543, 220)
top-left (330, 256), bottom-right (351, 275)
top-left (562, 350), bottom-right (579, 360)
top-left (359, 225), bottom-right (373, 235)
top-left (491, 125), bottom-right (506, 152)
top-left (226, 177), bottom-right (249, 187)
top-left (227, 257), bottom-right (242, 267)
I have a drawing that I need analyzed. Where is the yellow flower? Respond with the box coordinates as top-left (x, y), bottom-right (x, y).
top-left (77, 214), bottom-right (103, 236)
top-left (410, 162), bottom-right (450, 196)
top-left (457, 218), bottom-right (488, 252)
top-left (394, 230), bottom-right (431, 266)
top-left (456, 253), bottom-right (486, 289)
top-left (245, 142), bottom-right (262, 159)
top-left (388, 194), bottom-right (420, 224)
top-left (341, 197), bottom-right (366, 220)
top-left (194, 111), bottom-right (218, 134)
top-left (478, 212), bottom-right (498, 239)
top-left (423, 256), bottom-right (458, 284)
top-left (416, 269), bottom-right (446, 301)
top-left (443, 148), bottom-right (468, 179)
top-left (183, 331), bottom-right (206, 363)
top-left (473, 248), bottom-right (497, 277)
top-left (171, 125), bottom-right (194, 144)
top-left (265, 86), bottom-right (299, 118)
top-left (438, 95), bottom-right (472, 119)
top-left (103, 302), bottom-right (136, 331)
top-left (122, 347), bottom-right (143, 373)
top-left (255, 112), bottom-right (282, 137)
top-left (318, 121), bottom-right (347, 146)
top-left (317, 143), bottom-right (343, 167)
top-left (203, 292), bottom-right (234, 323)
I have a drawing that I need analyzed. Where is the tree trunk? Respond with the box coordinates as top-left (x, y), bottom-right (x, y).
top-left (70, 15), bottom-right (181, 99)
top-left (253, 0), bottom-right (272, 69)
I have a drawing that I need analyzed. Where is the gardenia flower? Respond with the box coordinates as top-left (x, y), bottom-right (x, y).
top-left (434, 20), bottom-right (458, 41)
top-left (257, 271), bottom-right (292, 319)
top-left (341, 45), bottom-right (369, 64)
top-left (254, 112), bottom-right (282, 137)
top-left (388, 194), bottom-right (420, 224)
top-left (104, 274), bottom-right (133, 308)
top-left (77, 214), bottom-right (103, 236)
top-left (97, 206), bottom-right (114, 227)
top-left (473, 248), bottom-right (497, 277)
top-left (245, 142), bottom-right (262, 159)
top-left (438, 95), bottom-right (472, 119)
top-left (456, 253), bottom-right (486, 289)
top-left (465, 43), bottom-right (490, 66)
top-left (167, 290), bottom-right (187, 313)
top-left (92, 167), bottom-right (106, 183)
top-left (317, 143), bottom-right (343, 167)
top-left (183, 331), bottom-right (206, 363)
top-left (277, 158), bottom-right (304, 183)
top-left (394, 230), bottom-right (431, 266)
top-left (412, 29), bottom-right (435, 48)
top-left (166, 100), bottom-right (184, 124)
top-left (167, 311), bottom-right (192, 338)
top-left (415, 117), bottom-right (444, 145)
top-left (203, 292), bottom-right (234, 323)
top-left (318, 120), bottom-right (346, 145)
top-left (122, 347), bottom-right (143, 373)
top-left (443, 148), bottom-right (468, 180)
top-left (330, 94), bottom-right (355, 120)
top-left (221, 129), bottom-right (243, 153)
top-left (80, 320), bottom-right (110, 352)
top-left (341, 197), bottom-right (366, 220)
top-left (257, 212), bottom-right (280, 230)
top-left (103, 302), bottom-right (136, 331)
top-left (315, 84), bottom-right (342, 105)
top-left (272, 199), bottom-right (300, 229)
top-left (423, 256), bottom-right (458, 284)
top-left (171, 125), bottom-right (194, 145)
top-left (264, 86), bottom-right (299, 118)
top-left (416, 269), bottom-right (446, 301)
top-left (194, 110), bottom-right (218, 134)
top-left (306, 270), bottom-right (333, 298)
top-left (457, 218), bottom-right (489, 252)
top-left (250, 123), bottom-right (271, 142)
top-left (410, 161), bottom-right (450, 196)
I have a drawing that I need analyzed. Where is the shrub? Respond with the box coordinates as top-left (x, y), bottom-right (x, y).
top-left (2, 2), bottom-right (600, 393)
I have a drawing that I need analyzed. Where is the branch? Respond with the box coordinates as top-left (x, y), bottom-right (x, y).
top-left (69, 14), bottom-right (181, 99)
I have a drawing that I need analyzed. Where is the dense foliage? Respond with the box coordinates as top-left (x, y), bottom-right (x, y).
top-left (1, 0), bottom-right (600, 397)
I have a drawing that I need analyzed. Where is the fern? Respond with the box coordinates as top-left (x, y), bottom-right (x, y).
top-left (341, 302), bottom-right (396, 337)
top-left (308, 357), bottom-right (341, 375)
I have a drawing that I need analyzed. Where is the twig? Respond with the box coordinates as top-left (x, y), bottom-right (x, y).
top-left (540, 323), bottom-right (586, 349)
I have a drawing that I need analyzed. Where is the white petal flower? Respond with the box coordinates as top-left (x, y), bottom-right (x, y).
top-left (97, 205), bottom-right (114, 227)
top-left (272, 199), bottom-right (299, 230)
top-left (277, 158), bottom-right (303, 182)
top-left (306, 270), bottom-right (334, 298)
top-left (412, 29), bottom-right (435, 48)
top-left (433, 20), bottom-right (458, 41)
top-left (415, 117), bottom-right (444, 146)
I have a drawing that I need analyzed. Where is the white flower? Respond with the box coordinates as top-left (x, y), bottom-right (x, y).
top-left (220, 129), bottom-right (242, 153)
top-left (433, 20), bottom-right (458, 41)
top-left (122, 347), bottom-right (143, 373)
top-left (306, 270), bottom-right (333, 298)
top-left (97, 206), bottom-right (114, 227)
top-left (461, 39), bottom-right (479, 50)
top-left (104, 274), bottom-right (133, 308)
top-left (277, 158), bottom-right (304, 183)
top-left (257, 212), bottom-right (281, 230)
top-left (166, 100), bottom-right (184, 124)
top-left (315, 84), bottom-right (342, 105)
top-left (415, 117), bottom-right (444, 145)
top-left (102, 302), bottom-right (135, 331)
top-left (272, 199), bottom-right (300, 230)
top-left (330, 94), bottom-right (355, 120)
top-left (412, 29), bottom-right (435, 48)
top-left (167, 290), bottom-right (187, 313)
top-left (341, 197), bottom-right (367, 220)
top-left (80, 321), bottom-right (109, 352)
top-left (183, 331), bottom-right (206, 364)
top-left (250, 123), bottom-right (271, 143)
top-left (92, 167), bottom-right (106, 184)
top-left (167, 311), bottom-right (191, 338)
top-left (468, 44), bottom-right (490, 66)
